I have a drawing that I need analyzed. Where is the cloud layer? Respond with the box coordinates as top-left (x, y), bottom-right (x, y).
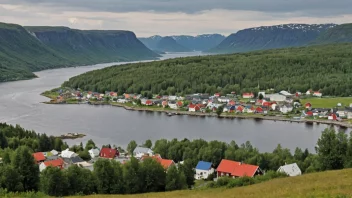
top-left (0, 0), bottom-right (351, 36)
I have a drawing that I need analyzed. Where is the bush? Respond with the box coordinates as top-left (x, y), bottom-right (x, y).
top-left (214, 177), bottom-right (231, 187)
top-left (227, 177), bottom-right (255, 188)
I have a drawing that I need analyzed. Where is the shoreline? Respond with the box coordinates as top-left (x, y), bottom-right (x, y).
top-left (43, 99), bottom-right (352, 129)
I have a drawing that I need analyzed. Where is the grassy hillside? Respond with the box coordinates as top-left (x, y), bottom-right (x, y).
top-left (70, 169), bottom-right (352, 198)
top-left (62, 43), bottom-right (352, 97)
top-left (313, 23), bottom-right (352, 44)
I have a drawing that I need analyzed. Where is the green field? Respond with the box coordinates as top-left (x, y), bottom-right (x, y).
top-left (68, 168), bottom-right (352, 198)
top-left (301, 97), bottom-right (352, 108)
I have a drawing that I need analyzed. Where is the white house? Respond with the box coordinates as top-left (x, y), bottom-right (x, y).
top-left (218, 97), bottom-right (230, 103)
top-left (133, 147), bottom-right (154, 158)
top-left (169, 96), bottom-right (177, 101)
top-left (313, 91), bottom-right (322, 97)
top-left (88, 148), bottom-right (100, 159)
top-left (60, 149), bottom-right (77, 158)
top-left (117, 99), bottom-right (127, 103)
top-left (194, 161), bottom-right (214, 180)
top-left (280, 105), bottom-right (293, 114)
top-left (265, 94), bottom-right (286, 102)
top-left (277, 163), bottom-right (302, 177)
top-left (168, 101), bottom-right (178, 109)
top-left (279, 90), bottom-right (292, 97)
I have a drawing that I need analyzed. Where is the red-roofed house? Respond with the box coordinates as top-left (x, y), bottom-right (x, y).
top-left (313, 91), bottom-right (322, 97)
top-left (33, 152), bottom-right (46, 164)
top-left (229, 100), bottom-right (236, 106)
top-left (214, 93), bottom-right (221, 97)
top-left (305, 103), bottom-right (312, 109)
top-left (328, 113), bottom-right (337, 121)
top-left (141, 155), bottom-right (175, 170)
top-left (262, 102), bottom-right (271, 107)
top-left (216, 159), bottom-right (262, 178)
top-left (99, 148), bottom-right (119, 159)
top-left (39, 158), bottom-right (65, 172)
top-left (146, 100), bottom-right (153, 106)
top-left (306, 111), bottom-right (313, 117)
top-left (177, 101), bottom-right (183, 108)
top-left (255, 107), bottom-right (264, 114)
top-left (189, 104), bottom-right (201, 112)
top-left (162, 101), bottom-right (168, 108)
top-left (236, 106), bottom-right (244, 113)
top-left (242, 93), bottom-right (254, 99)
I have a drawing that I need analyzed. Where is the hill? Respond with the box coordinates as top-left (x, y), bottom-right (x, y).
top-left (210, 24), bottom-right (336, 53)
top-left (62, 43), bottom-right (352, 97)
top-left (139, 34), bottom-right (224, 52)
top-left (70, 168), bottom-right (352, 198)
top-left (312, 23), bottom-right (352, 44)
top-left (156, 36), bottom-right (191, 52)
top-left (0, 22), bottom-right (159, 82)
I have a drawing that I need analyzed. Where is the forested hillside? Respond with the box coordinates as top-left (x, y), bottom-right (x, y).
top-left (312, 23), bottom-right (352, 44)
top-left (62, 43), bottom-right (352, 96)
top-left (0, 22), bottom-right (159, 82)
top-left (155, 36), bottom-right (191, 52)
top-left (210, 24), bottom-right (336, 53)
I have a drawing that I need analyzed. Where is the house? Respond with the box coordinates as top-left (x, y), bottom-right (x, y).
top-left (313, 91), bottom-right (322, 97)
top-left (142, 155), bottom-right (175, 170)
top-left (265, 94), bottom-right (286, 102)
top-left (223, 106), bottom-right (236, 113)
top-left (39, 158), bottom-right (65, 172)
top-left (162, 100), bottom-right (168, 108)
top-left (279, 90), bottom-right (292, 97)
top-left (236, 106), bottom-right (244, 113)
top-left (169, 96), bottom-right (177, 101)
top-left (88, 148), bottom-right (100, 159)
top-left (217, 159), bottom-right (263, 178)
top-left (61, 149), bottom-right (78, 159)
top-left (145, 100), bottom-right (153, 106)
top-left (306, 90), bottom-right (312, 95)
top-left (242, 93), bottom-right (254, 99)
top-left (305, 103), bottom-right (312, 109)
top-left (194, 161), bottom-right (214, 180)
top-left (328, 113), bottom-right (338, 121)
top-left (50, 150), bottom-right (59, 156)
top-left (277, 163), bottom-right (302, 177)
top-left (214, 93), bottom-right (221, 97)
top-left (271, 103), bottom-right (278, 111)
top-left (255, 107), bottom-right (264, 114)
top-left (168, 101), bottom-right (178, 109)
top-left (177, 101), bottom-right (183, 108)
top-left (75, 161), bottom-right (94, 171)
top-left (218, 97), bottom-right (230, 103)
top-left (99, 148), bottom-right (119, 159)
top-left (262, 102), bottom-right (271, 107)
top-left (228, 100), bottom-right (236, 106)
top-left (345, 107), bottom-right (352, 119)
top-left (306, 111), bottom-right (313, 117)
top-left (33, 152), bottom-right (46, 164)
top-left (133, 147), bottom-right (154, 158)
top-left (189, 104), bottom-right (201, 112)
top-left (280, 105), bottom-right (293, 114)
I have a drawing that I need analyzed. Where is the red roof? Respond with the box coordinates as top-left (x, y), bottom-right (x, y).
top-left (214, 93), bottom-right (221, 96)
top-left (33, 152), bottom-right (46, 162)
top-left (43, 158), bottom-right (64, 168)
top-left (256, 107), bottom-right (263, 112)
top-left (237, 106), bottom-right (244, 111)
top-left (146, 100), bottom-right (153, 105)
top-left (162, 101), bottom-right (168, 106)
top-left (217, 159), bottom-right (259, 177)
top-left (100, 148), bottom-right (119, 159)
top-left (160, 159), bottom-right (174, 169)
top-left (305, 103), bottom-right (312, 107)
top-left (189, 104), bottom-right (201, 110)
top-left (262, 102), bottom-right (271, 107)
top-left (306, 111), bottom-right (313, 116)
top-left (177, 101), bottom-right (183, 107)
top-left (229, 100), bottom-right (236, 105)
top-left (243, 93), bottom-right (254, 96)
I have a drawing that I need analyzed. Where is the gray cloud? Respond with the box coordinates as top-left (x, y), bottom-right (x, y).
top-left (1, 0), bottom-right (351, 16)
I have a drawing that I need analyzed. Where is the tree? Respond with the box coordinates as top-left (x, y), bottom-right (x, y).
top-left (94, 159), bottom-right (115, 194)
top-left (216, 106), bottom-right (224, 116)
top-left (127, 140), bottom-right (137, 156)
top-left (165, 166), bottom-right (187, 191)
top-left (259, 93), bottom-right (264, 100)
top-left (85, 139), bottom-right (96, 150)
top-left (0, 131), bottom-right (8, 149)
top-left (66, 165), bottom-right (96, 195)
top-left (38, 134), bottom-right (52, 152)
top-left (53, 138), bottom-right (63, 151)
top-left (110, 161), bottom-right (125, 194)
top-left (139, 158), bottom-right (166, 192)
top-left (123, 157), bottom-right (142, 194)
top-left (178, 159), bottom-right (195, 188)
top-left (0, 165), bottom-right (24, 192)
top-left (143, 139), bottom-right (153, 149)
top-left (12, 146), bottom-right (40, 191)
top-left (316, 128), bottom-right (346, 171)
top-left (40, 166), bottom-right (68, 196)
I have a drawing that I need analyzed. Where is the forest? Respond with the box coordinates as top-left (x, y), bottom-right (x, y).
top-left (62, 43), bottom-right (352, 97)
top-left (1, 123), bottom-right (352, 197)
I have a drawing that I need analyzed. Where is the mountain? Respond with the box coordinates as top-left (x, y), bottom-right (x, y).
top-left (139, 34), bottom-right (225, 52)
top-left (26, 26), bottom-right (159, 62)
top-left (0, 22), bottom-right (159, 82)
top-left (172, 34), bottom-right (225, 51)
top-left (156, 36), bottom-right (191, 52)
top-left (211, 24), bottom-right (336, 53)
top-left (312, 23), bottom-right (352, 45)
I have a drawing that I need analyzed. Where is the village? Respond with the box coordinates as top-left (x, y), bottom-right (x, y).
top-left (48, 88), bottom-right (352, 122)
top-left (32, 144), bottom-right (302, 182)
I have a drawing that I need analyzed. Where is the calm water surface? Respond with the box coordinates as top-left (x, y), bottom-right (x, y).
top-left (0, 52), bottom-right (348, 152)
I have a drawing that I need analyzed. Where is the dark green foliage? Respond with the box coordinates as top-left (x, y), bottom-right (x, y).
top-left (139, 158), bottom-right (166, 192)
top-left (165, 165), bottom-right (187, 191)
top-left (63, 43), bottom-right (352, 96)
top-left (143, 139), bottom-right (153, 149)
top-left (127, 140), bottom-right (138, 156)
top-left (66, 165), bottom-right (96, 195)
top-left (178, 159), bottom-right (196, 187)
top-left (123, 157), bottom-right (141, 194)
top-left (94, 159), bottom-right (119, 194)
top-left (0, 131), bottom-right (7, 149)
top-left (216, 106), bottom-right (224, 116)
top-left (0, 22), bottom-right (159, 82)
top-left (0, 165), bottom-right (24, 192)
top-left (40, 167), bottom-right (68, 197)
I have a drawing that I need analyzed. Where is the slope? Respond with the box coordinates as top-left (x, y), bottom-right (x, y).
top-left (139, 35), bottom-right (163, 50)
top-left (156, 36), bottom-right (191, 52)
top-left (211, 24), bottom-right (336, 53)
top-left (70, 168), bottom-right (352, 198)
top-left (312, 23), bottom-right (352, 44)
top-left (172, 34), bottom-right (225, 51)
top-left (26, 26), bottom-right (160, 63)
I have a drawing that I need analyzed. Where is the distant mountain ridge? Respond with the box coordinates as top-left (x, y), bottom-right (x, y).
top-left (0, 22), bottom-right (159, 82)
top-left (139, 34), bottom-right (225, 52)
top-left (211, 23), bottom-right (337, 53)
top-left (156, 36), bottom-right (191, 52)
top-left (312, 23), bottom-right (352, 45)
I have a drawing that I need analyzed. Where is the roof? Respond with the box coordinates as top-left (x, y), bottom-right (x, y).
top-left (243, 93), bottom-right (254, 96)
top-left (89, 148), bottom-right (100, 156)
top-left (196, 161), bottom-right (212, 171)
top-left (134, 147), bottom-right (153, 154)
top-left (33, 152), bottom-right (46, 162)
top-left (217, 159), bottom-right (259, 177)
top-left (100, 148), bottom-right (118, 159)
top-left (43, 158), bottom-right (64, 168)
top-left (61, 149), bottom-right (77, 158)
top-left (160, 159), bottom-right (174, 169)
top-left (277, 163), bottom-right (302, 177)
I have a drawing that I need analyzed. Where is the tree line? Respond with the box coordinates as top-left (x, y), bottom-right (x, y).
top-left (1, 122), bottom-right (352, 196)
top-left (62, 43), bottom-right (352, 96)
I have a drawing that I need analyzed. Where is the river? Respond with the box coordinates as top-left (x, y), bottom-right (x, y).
top-left (0, 52), bottom-right (348, 152)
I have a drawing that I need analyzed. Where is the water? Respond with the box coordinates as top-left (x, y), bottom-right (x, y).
top-left (0, 52), bottom-right (347, 152)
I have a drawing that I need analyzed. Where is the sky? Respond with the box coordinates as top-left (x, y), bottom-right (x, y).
top-left (0, 0), bottom-right (351, 37)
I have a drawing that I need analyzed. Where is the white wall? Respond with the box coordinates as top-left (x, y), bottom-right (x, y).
top-left (194, 168), bottom-right (214, 180)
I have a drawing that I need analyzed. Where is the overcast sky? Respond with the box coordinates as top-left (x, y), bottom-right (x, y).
top-left (0, 0), bottom-right (351, 37)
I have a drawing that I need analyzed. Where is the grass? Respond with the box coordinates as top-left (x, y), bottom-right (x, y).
top-left (68, 168), bottom-right (352, 198)
top-left (301, 97), bottom-right (352, 108)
